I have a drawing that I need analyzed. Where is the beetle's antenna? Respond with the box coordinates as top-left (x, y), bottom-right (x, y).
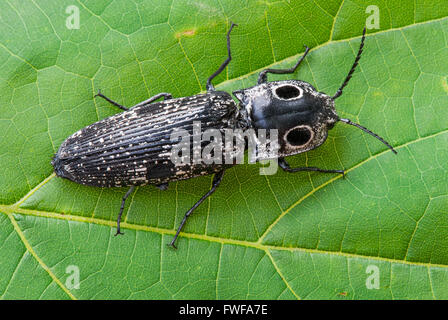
top-left (332, 28), bottom-right (366, 100)
top-left (339, 118), bottom-right (397, 154)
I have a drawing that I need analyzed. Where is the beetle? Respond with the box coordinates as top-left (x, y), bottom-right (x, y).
top-left (52, 24), bottom-right (396, 248)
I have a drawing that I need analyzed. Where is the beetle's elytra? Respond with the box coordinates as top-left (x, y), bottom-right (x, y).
top-left (52, 24), bottom-right (397, 248)
top-left (52, 91), bottom-right (238, 187)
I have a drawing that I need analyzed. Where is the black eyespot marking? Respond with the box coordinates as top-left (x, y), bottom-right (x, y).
top-left (275, 85), bottom-right (302, 100)
top-left (286, 126), bottom-right (312, 146)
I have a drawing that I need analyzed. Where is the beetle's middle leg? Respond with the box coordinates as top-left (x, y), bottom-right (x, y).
top-left (206, 22), bottom-right (237, 91)
top-left (168, 170), bottom-right (225, 249)
top-left (278, 158), bottom-right (345, 177)
top-left (95, 90), bottom-right (172, 111)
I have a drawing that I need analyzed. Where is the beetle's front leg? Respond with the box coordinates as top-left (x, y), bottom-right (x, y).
top-left (278, 158), bottom-right (345, 177)
top-left (257, 45), bottom-right (310, 84)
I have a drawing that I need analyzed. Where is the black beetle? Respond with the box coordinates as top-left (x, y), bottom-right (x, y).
top-left (52, 25), bottom-right (396, 248)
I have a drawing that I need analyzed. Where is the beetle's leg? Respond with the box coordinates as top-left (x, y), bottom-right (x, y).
top-left (206, 22), bottom-right (237, 92)
top-left (130, 93), bottom-right (172, 109)
top-left (95, 90), bottom-right (172, 111)
top-left (258, 46), bottom-right (310, 84)
top-left (278, 158), bottom-right (345, 177)
top-left (114, 186), bottom-right (136, 236)
top-left (168, 170), bottom-right (225, 249)
top-left (156, 182), bottom-right (169, 191)
top-left (95, 90), bottom-right (128, 111)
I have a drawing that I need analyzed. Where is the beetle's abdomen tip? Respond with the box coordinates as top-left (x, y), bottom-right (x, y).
top-left (51, 154), bottom-right (63, 176)
top-left (51, 153), bottom-right (72, 180)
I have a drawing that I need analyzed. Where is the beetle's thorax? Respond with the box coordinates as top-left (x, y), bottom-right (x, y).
top-left (233, 80), bottom-right (338, 158)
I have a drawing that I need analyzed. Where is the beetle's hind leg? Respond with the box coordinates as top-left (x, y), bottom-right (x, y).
top-left (156, 183), bottom-right (169, 191)
top-left (130, 93), bottom-right (172, 109)
top-left (257, 46), bottom-right (310, 84)
top-left (95, 90), bottom-right (128, 111)
top-left (206, 22), bottom-right (237, 92)
top-left (278, 158), bottom-right (345, 177)
top-left (95, 90), bottom-right (172, 111)
top-left (115, 186), bottom-right (136, 236)
top-left (168, 170), bottom-right (225, 249)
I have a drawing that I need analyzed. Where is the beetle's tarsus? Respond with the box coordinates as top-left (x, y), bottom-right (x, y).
top-left (167, 241), bottom-right (177, 250)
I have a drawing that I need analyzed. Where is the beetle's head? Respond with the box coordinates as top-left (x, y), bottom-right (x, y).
top-left (233, 80), bottom-right (338, 157)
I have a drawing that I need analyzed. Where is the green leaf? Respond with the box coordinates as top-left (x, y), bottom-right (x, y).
top-left (1, 0), bottom-right (447, 300)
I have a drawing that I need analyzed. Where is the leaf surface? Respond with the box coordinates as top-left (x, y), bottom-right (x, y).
top-left (0, 0), bottom-right (447, 299)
